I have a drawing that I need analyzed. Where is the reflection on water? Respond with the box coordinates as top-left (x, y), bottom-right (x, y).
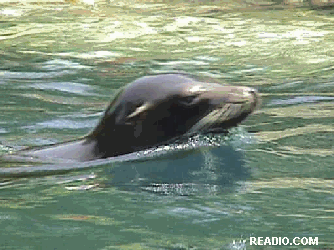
top-left (105, 145), bottom-right (249, 195)
top-left (0, 1), bottom-right (333, 249)
top-left (269, 95), bottom-right (334, 105)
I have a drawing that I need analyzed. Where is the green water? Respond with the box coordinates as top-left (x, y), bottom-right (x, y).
top-left (0, 1), bottom-right (333, 249)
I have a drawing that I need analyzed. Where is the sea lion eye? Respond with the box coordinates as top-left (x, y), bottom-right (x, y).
top-left (179, 95), bottom-right (198, 106)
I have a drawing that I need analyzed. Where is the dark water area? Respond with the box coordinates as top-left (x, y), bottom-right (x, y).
top-left (0, 1), bottom-right (334, 249)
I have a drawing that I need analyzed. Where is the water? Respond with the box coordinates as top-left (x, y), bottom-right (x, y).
top-left (0, 1), bottom-right (333, 249)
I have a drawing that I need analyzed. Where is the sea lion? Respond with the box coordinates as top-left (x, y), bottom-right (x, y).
top-left (18, 74), bottom-right (260, 162)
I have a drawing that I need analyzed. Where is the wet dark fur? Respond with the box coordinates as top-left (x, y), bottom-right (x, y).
top-left (18, 74), bottom-right (260, 161)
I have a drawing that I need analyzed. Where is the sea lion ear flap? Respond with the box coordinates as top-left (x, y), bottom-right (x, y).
top-left (126, 103), bottom-right (152, 121)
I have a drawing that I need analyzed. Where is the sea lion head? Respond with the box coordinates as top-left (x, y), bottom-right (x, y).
top-left (88, 74), bottom-right (259, 158)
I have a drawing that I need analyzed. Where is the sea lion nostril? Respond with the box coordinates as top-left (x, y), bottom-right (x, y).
top-left (242, 87), bottom-right (257, 97)
top-left (248, 88), bottom-right (257, 94)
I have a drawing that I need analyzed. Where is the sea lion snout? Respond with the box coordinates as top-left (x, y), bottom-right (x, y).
top-left (203, 85), bottom-right (259, 106)
top-left (242, 87), bottom-right (259, 102)
top-left (243, 87), bottom-right (260, 110)
top-left (243, 87), bottom-right (257, 96)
